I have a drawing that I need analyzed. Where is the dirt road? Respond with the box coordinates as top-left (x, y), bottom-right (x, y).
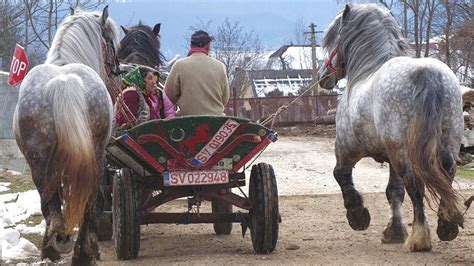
top-left (98, 135), bottom-right (474, 265)
top-left (98, 191), bottom-right (474, 265)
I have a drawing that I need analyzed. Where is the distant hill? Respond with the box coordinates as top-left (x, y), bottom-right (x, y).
top-left (109, 0), bottom-right (342, 59)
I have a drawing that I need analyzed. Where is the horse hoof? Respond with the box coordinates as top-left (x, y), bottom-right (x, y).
top-left (437, 217), bottom-right (459, 241)
top-left (72, 252), bottom-right (96, 266)
top-left (403, 240), bottom-right (432, 252)
top-left (41, 245), bottom-right (61, 262)
top-left (382, 221), bottom-right (407, 244)
top-left (50, 233), bottom-right (74, 254)
top-left (346, 206), bottom-right (370, 231)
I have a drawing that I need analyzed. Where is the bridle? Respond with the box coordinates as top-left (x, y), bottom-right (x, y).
top-left (323, 48), bottom-right (346, 81)
top-left (100, 29), bottom-right (140, 126)
top-left (102, 35), bottom-right (121, 77)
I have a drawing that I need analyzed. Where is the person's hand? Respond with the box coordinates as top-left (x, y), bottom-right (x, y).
top-left (120, 123), bottom-right (133, 130)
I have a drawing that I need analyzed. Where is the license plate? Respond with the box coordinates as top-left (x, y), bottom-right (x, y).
top-left (163, 170), bottom-right (229, 186)
top-left (193, 119), bottom-right (240, 165)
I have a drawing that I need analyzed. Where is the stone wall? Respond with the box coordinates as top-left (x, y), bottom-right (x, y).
top-left (0, 73), bottom-right (19, 139)
top-left (0, 73), bottom-right (26, 172)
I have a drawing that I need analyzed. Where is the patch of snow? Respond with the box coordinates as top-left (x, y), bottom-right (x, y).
top-left (0, 228), bottom-right (40, 261)
top-left (1, 190), bottom-right (42, 261)
top-left (15, 220), bottom-right (45, 235)
top-left (0, 190), bottom-right (42, 227)
top-left (7, 170), bottom-right (22, 176)
top-left (283, 46), bottom-right (325, 70)
top-left (0, 182), bottom-right (10, 193)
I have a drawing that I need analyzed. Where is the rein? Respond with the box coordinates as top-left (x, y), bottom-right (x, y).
top-left (101, 38), bottom-right (139, 126)
top-left (260, 71), bottom-right (336, 129)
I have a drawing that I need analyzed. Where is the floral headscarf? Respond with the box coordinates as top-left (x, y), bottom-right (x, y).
top-left (122, 67), bottom-right (145, 91)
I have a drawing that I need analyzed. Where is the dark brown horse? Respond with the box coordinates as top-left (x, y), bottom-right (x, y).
top-left (118, 22), bottom-right (165, 70)
top-left (13, 7), bottom-right (119, 264)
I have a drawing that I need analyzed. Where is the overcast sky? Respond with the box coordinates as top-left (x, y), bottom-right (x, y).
top-left (108, 0), bottom-right (344, 59)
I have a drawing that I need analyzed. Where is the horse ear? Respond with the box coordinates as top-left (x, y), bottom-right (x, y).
top-left (153, 23), bottom-right (161, 36)
top-left (69, 7), bottom-right (75, 15)
top-left (342, 4), bottom-right (351, 21)
top-left (101, 5), bottom-right (109, 25)
top-left (121, 25), bottom-right (130, 35)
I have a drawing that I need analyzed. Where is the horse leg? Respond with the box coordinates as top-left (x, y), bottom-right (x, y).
top-left (72, 205), bottom-right (100, 265)
top-left (334, 161), bottom-right (370, 230)
top-left (39, 190), bottom-right (62, 262)
top-left (32, 169), bottom-right (74, 261)
top-left (72, 159), bottom-right (105, 264)
top-left (382, 164), bottom-right (408, 243)
top-left (402, 174), bottom-right (432, 252)
top-left (437, 152), bottom-right (463, 241)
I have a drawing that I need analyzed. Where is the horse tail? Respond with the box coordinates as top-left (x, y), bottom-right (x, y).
top-left (406, 67), bottom-right (461, 221)
top-left (45, 74), bottom-right (99, 234)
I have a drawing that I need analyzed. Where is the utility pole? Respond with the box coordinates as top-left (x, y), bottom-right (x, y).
top-left (304, 23), bottom-right (322, 95)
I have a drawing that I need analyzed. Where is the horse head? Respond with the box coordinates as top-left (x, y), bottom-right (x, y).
top-left (320, 4), bottom-right (407, 90)
top-left (98, 6), bottom-right (121, 77)
top-left (46, 5), bottom-right (121, 81)
top-left (118, 22), bottom-right (165, 69)
top-left (318, 6), bottom-right (347, 90)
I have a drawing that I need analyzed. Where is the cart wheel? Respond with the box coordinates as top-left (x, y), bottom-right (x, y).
top-left (249, 163), bottom-right (279, 254)
top-left (98, 167), bottom-right (113, 241)
top-left (113, 168), bottom-right (140, 260)
top-left (212, 189), bottom-right (233, 235)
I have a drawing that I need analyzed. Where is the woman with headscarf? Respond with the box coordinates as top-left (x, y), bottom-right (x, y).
top-left (115, 66), bottom-right (175, 134)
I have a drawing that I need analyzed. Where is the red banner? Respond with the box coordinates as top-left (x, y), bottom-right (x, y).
top-left (8, 44), bottom-right (29, 86)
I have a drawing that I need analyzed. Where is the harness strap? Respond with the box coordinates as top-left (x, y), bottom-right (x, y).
top-left (324, 49), bottom-right (338, 75)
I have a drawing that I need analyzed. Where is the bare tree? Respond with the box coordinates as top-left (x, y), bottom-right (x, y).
top-left (19, 0), bottom-right (104, 65)
top-left (435, 1), bottom-right (473, 85)
top-left (292, 15), bottom-right (309, 45)
top-left (423, 0), bottom-right (438, 57)
top-left (189, 18), bottom-right (265, 84)
top-left (0, 1), bottom-right (24, 69)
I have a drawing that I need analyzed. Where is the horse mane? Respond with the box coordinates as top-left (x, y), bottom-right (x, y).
top-left (322, 13), bottom-right (342, 55)
top-left (45, 10), bottom-right (120, 78)
top-left (118, 22), bottom-right (165, 69)
top-left (323, 4), bottom-right (408, 86)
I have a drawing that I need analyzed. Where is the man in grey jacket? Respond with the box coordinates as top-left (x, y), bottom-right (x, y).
top-left (165, 30), bottom-right (230, 116)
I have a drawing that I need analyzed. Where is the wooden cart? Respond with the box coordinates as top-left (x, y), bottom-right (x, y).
top-left (105, 116), bottom-right (280, 260)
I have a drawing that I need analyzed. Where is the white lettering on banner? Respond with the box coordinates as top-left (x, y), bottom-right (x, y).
top-left (10, 55), bottom-right (27, 76)
top-left (193, 119), bottom-right (239, 164)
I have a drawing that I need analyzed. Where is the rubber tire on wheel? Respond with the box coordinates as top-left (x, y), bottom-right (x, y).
top-left (98, 167), bottom-right (113, 241)
top-left (249, 163), bottom-right (279, 254)
top-left (212, 189), bottom-right (233, 235)
top-left (113, 168), bottom-right (140, 260)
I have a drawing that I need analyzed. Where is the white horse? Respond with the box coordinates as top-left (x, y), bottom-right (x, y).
top-left (318, 4), bottom-right (464, 252)
top-left (13, 6), bottom-right (119, 264)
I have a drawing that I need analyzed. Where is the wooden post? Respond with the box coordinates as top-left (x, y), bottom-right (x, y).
top-left (232, 86), bottom-right (238, 117)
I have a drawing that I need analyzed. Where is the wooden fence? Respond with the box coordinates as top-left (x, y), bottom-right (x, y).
top-left (224, 94), bottom-right (339, 126)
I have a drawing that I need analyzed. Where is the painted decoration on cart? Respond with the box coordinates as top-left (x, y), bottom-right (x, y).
top-left (117, 116), bottom-right (274, 173)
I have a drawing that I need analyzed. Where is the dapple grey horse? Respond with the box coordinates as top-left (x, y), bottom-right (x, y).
top-left (13, 6), bottom-right (120, 264)
top-left (318, 4), bottom-right (464, 252)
